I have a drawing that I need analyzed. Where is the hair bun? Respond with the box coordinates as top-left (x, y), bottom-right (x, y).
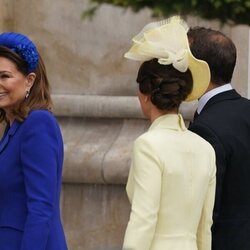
top-left (137, 59), bottom-right (193, 111)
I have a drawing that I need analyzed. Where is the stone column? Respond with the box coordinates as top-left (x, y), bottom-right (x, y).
top-left (231, 25), bottom-right (250, 97)
top-left (0, 0), bottom-right (14, 31)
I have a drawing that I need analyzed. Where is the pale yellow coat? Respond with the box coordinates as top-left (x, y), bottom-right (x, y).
top-left (123, 114), bottom-right (216, 250)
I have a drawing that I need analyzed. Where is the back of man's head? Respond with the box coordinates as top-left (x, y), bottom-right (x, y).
top-left (188, 27), bottom-right (237, 86)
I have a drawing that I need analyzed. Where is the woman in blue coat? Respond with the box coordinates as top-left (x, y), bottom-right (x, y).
top-left (0, 32), bottom-right (67, 249)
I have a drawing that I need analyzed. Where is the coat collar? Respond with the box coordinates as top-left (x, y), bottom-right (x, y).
top-left (197, 84), bottom-right (233, 114)
top-left (0, 120), bottom-right (21, 153)
top-left (148, 114), bottom-right (187, 132)
top-left (202, 89), bottom-right (241, 113)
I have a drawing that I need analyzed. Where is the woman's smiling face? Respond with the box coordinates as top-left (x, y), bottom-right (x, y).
top-left (0, 56), bottom-right (31, 115)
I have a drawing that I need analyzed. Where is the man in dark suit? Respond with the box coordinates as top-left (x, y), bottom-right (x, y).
top-left (188, 27), bottom-right (250, 250)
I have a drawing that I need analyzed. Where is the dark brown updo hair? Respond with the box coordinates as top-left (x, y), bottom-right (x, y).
top-left (137, 59), bottom-right (193, 111)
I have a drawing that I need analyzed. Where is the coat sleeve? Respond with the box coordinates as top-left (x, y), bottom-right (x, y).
top-left (123, 137), bottom-right (162, 250)
top-left (189, 122), bottom-right (226, 223)
top-left (197, 148), bottom-right (216, 250)
top-left (20, 111), bottom-right (62, 250)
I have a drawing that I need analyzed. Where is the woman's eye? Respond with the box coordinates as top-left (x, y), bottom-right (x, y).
top-left (0, 74), bottom-right (10, 78)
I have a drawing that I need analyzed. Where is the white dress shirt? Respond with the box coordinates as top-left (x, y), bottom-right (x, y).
top-left (197, 84), bottom-right (233, 114)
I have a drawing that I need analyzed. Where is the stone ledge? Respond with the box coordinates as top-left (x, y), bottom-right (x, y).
top-left (52, 94), bottom-right (144, 119)
top-left (52, 94), bottom-right (197, 120)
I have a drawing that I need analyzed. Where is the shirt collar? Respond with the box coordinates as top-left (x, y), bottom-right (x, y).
top-left (197, 83), bottom-right (233, 114)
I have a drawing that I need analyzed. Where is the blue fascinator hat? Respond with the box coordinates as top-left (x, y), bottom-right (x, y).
top-left (0, 32), bottom-right (39, 73)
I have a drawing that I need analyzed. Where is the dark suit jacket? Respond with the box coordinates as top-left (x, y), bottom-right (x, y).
top-left (0, 110), bottom-right (67, 250)
top-left (189, 89), bottom-right (250, 250)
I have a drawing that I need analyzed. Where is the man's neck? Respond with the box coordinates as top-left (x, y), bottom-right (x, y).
top-left (204, 82), bottom-right (220, 93)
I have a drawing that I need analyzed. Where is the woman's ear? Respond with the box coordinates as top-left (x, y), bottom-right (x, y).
top-left (143, 95), bottom-right (150, 103)
top-left (139, 91), bottom-right (150, 103)
top-left (26, 73), bottom-right (36, 89)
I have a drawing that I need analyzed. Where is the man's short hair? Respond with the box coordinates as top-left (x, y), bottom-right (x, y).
top-left (188, 27), bottom-right (237, 85)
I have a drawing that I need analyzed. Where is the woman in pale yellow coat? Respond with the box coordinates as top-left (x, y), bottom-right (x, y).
top-left (122, 16), bottom-right (216, 250)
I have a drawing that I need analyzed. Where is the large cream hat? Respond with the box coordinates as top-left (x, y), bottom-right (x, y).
top-left (124, 16), bottom-right (210, 101)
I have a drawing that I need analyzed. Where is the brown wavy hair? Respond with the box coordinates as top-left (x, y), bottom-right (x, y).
top-left (0, 46), bottom-right (52, 123)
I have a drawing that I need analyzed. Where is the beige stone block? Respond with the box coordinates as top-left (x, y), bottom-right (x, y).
top-left (59, 116), bottom-right (149, 185)
top-left (61, 183), bottom-right (130, 250)
top-left (0, 0), bottom-right (14, 31)
top-left (231, 25), bottom-right (250, 97)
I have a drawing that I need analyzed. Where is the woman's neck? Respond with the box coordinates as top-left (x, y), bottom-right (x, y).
top-left (150, 107), bottom-right (178, 123)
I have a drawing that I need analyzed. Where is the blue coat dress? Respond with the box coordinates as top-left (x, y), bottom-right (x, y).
top-left (0, 110), bottom-right (67, 250)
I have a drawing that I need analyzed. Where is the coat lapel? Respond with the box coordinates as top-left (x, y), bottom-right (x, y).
top-left (0, 121), bottom-right (20, 154)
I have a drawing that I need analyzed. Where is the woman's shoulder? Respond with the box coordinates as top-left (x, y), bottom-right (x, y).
top-left (26, 109), bottom-right (55, 121)
top-left (134, 131), bottom-right (153, 144)
top-left (186, 129), bottom-right (215, 154)
top-left (135, 128), bottom-right (215, 155)
top-left (135, 128), bottom-right (174, 145)
top-left (20, 110), bottom-right (62, 141)
top-left (133, 130), bottom-right (160, 150)
top-left (23, 110), bottom-right (59, 128)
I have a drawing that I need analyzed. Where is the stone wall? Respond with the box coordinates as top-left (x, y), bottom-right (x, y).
top-left (0, 0), bottom-right (249, 249)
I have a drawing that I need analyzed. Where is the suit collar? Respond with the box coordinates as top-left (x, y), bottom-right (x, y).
top-left (201, 89), bottom-right (241, 113)
top-left (197, 84), bottom-right (233, 114)
top-left (149, 114), bottom-right (187, 132)
top-left (0, 120), bottom-right (21, 153)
